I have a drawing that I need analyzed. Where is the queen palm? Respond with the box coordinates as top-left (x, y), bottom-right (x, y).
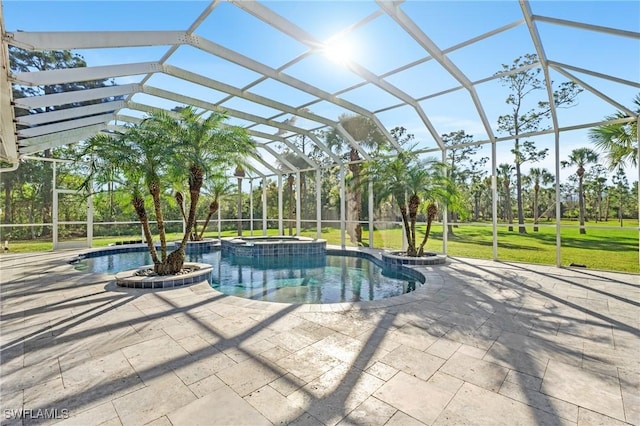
top-left (82, 106), bottom-right (253, 274)
top-left (561, 148), bottom-right (598, 235)
top-left (364, 150), bottom-right (457, 257)
top-left (525, 167), bottom-right (554, 232)
top-left (326, 114), bottom-right (387, 245)
top-left (589, 94), bottom-right (639, 170)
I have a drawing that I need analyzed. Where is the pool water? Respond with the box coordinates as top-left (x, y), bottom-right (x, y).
top-left (74, 250), bottom-right (422, 303)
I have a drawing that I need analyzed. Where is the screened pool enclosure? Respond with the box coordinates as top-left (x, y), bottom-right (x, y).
top-left (0, 1), bottom-right (638, 272)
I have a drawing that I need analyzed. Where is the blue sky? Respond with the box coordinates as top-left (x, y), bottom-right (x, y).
top-left (3, 0), bottom-right (639, 181)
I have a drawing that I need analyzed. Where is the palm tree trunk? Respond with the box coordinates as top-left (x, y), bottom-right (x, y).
top-left (288, 175), bottom-right (294, 236)
top-left (515, 160), bottom-right (526, 234)
top-left (237, 177), bottom-right (243, 236)
top-left (180, 167), bottom-right (204, 248)
top-left (132, 195), bottom-right (160, 266)
top-left (149, 181), bottom-right (168, 261)
top-left (162, 166), bottom-right (203, 275)
top-left (398, 204), bottom-right (415, 256)
top-left (578, 177), bottom-right (586, 234)
top-left (418, 203), bottom-right (438, 256)
top-left (474, 196), bottom-right (479, 221)
top-left (504, 185), bottom-right (513, 231)
top-left (447, 210), bottom-right (455, 237)
top-left (198, 200), bottom-right (218, 240)
top-left (349, 149), bottom-right (362, 244)
top-left (408, 194), bottom-right (420, 253)
top-left (618, 199), bottom-right (623, 227)
top-left (533, 187), bottom-right (539, 232)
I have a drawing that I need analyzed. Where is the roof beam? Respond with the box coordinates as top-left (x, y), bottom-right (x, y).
top-left (547, 60), bottom-right (640, 90)
top-left (549, 64), bottom-right (635, 116)
top-left (18, 123), bottom-right (107, 155)
top-left (248, 153), bottom-right (280, 175)
top-left (0, 7), bottom-right (17, 162)
top-left (18, 112), bottom-right (115, 138)
top-left (14, 83), bottom-right (141, 110)
top-left (258, 144), bottom-right (296, 173)
top-left (162, 64), bottom-right (368, 159)
top-left (115, 114), bottom-right (143, 125)
top-left (6, 30), bottom-right (189, 50)
top-left (16, 100), bottom-right (126, 126)
top-left (142, 86), bottom-right (321, 168)
top-left (12, 62), bottom-right (162, 86)
top-left (520, 1), bottom-right (560, 136)
top-left (163, 65), bottom-right (331, 128)
top-left (377, 0), bottom-right (496, 145)
top-left (189, 35), bottom-right (383, 155)
top-left (245, 129), bottom-right (317, 169)
top-left (124, 1), bottom-right (223, 104)
top-left (229, 0), bottom-right (403, 152)
top-left (532, 15), bottom-right (640, 39)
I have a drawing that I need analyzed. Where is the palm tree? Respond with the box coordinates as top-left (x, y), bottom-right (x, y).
top-left (364, 150), bottom-right (457, 257)
top-left (497, 163), bottom-right (514, 231)
top-left (326, 114), bottom-right (387, 245)
top-left (81, 106), bottom-right (253, 274)
top-left (234, 165), bottom-right (245, 236)
top-left (82, 125), bottom-right (170, 270)
top-left (286, 173), bottom-right (295, 235)
top-left (589, 94), bottom-right (639, 170)
top-left (561, 148), bottom-right (598, 234)
top-left (276, 150), bottom-right (311, 236)
top-left (158, 108), bottom-right (254, 272)
top-left (196, 174), bottom-right (233, 240)
top-left (525, 168), bottom-right (554, 231)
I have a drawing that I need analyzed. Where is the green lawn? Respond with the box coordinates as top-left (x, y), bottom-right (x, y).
top-left (2, 221), bottom-right (638, 273)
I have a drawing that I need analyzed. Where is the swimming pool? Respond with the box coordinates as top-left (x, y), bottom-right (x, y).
top-left (73, 249), bottom-right (424, 304)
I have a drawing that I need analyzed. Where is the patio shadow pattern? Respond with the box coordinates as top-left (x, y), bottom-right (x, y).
top-left (0, 250), bottom-right (638, 425)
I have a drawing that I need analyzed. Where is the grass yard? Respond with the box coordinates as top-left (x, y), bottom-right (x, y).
top-left (368, 221), bottom-right (638, 273)
top-left (1, 220), bottom-right (638, 273)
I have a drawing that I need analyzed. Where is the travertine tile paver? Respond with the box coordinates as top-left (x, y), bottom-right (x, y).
top-left (378, 345), bottom-right (445, 381)
top-left (619, 368), bottom-right (640, 425)
top-left (425, 337), bottom-right (461, 359)
top-left (111, 373), bottom-right (196, 426)
top-left (385, 411), bottom-right (425, 426)
top-left (336, 396), bottom-right (397, 426)
top-left (541, 359), bottom-right (626, 422)
top-left (216, 357), bottom-right (285, 397)
top-left (388, 322), bottom-right (439, 351)
top-left (1, 251), bottom-right (638, 426)
top-left (577, 407), bottom-right (632, 426)
top-left (145, 416), bottom-right (172, 426)
top-left (433, 382), bottom-right (572, 425)
top-left (275, 345), bottom-right (342, 383)
top-left (499, 378), bottom-right (578, 422)
top-left (288, 364), bottom-right (385, 425)
top-left (244, 384), bottom-right (306, 424)
top-left (168, 386), bottom-right (271, 426)
top-left (373, 371), bottom-right (462, 424)
top-left (440, 351), bottom-right (509, 392)
top-left (55, 402), bottom-right (120, 426)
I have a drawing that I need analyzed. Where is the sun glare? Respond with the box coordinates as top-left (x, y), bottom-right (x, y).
top-left (323, 40), bottom-right (353, 66)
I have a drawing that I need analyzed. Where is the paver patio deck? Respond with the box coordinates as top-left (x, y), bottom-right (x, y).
top-left (1, 249), bottom-right (638, 425)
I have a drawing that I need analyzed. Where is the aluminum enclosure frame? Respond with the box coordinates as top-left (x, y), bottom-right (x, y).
top-left (1, 0), bottom-right (638, 264)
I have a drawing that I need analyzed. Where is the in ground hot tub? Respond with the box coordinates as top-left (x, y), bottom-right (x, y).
top-left (221, 235), bottom-right (326, 258)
